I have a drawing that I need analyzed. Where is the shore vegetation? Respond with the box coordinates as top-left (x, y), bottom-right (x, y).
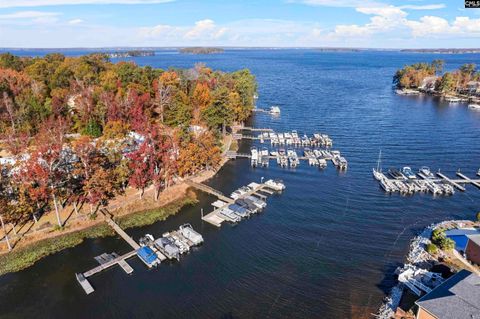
top-left (0, 52), bottom-right (256, 252)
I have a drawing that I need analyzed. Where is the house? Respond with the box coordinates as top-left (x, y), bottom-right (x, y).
top-left (415, 270), bottom-right (480, 319)
top-left (465, 234), bottom-right (480, 265)
top-left (466, 81), bottom-right (480, 95)
top-left (419, 76), bottom-right (439, 92)
top-left (445, 228), bottom-right (480, 252)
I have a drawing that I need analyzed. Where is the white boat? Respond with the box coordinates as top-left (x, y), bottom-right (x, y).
top-left (265, 179), bottom-right (286, 191)
top-left (468, 104), bottom-right (480, 109)
top-left (318, 158), bottom-right (327, 168)
top-left (373, 150), bottom-right (384, 181)
top-left (426, 181), bottom-right (442, 195)
top-left (402, 167), bottom-right (417, 180)
top-left (179, 224), bottom-right (204, 246)
top-left (380, 178), bottom-right (393, 192)
top-left (418, 166), bottom-right (435, 179)
top-left (445, 96), bottom-right (461, 103)
top-left (270, 106), bottom-right (280, 114)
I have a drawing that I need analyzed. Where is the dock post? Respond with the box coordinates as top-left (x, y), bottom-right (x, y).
top-left (201, 208), bottom-right (204, 218)
top-left (0, 215), bottom-right (12, 251)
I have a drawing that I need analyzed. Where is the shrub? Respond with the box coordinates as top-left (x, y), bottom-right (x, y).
top-left (439, 237), bottom-right (455, 251)
top-left (426, 243), bottom-right (438, 254)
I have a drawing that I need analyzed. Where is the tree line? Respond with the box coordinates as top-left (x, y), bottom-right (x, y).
top-left (393, 60), bottom-right (480, 94)
top-left (0, 52), bottom-right (257, 227)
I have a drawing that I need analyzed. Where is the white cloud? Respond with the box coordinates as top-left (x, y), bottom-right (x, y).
top-left (291, 0), bottom-right (445, 10)
top-left (0, 0), bottom-right (174, 8)
top-left (140, 19), bottom-right (228, 42)
top-left (398, 4), bottom-right (446, 10)
top-left (290, 0), bottom-right (382, 8)
top-left (68, 18), bottom-right (84, 24)
top-left (184, 19), bottom-right (227, 39)
top-left (406, 16), bottom-right (480, 37)
top-left (0, 11), bottom-right (60, 19)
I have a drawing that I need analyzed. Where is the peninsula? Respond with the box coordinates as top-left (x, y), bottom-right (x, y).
top-left (0, 52), bottom-right (256, 274)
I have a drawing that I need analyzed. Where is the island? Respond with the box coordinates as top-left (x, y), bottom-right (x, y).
top-left (0, 52), bottom-right (256, 275)
top-left (106, 50), bottom-right (155, 58)
top-left (179, 47), bottom-right (225, 54)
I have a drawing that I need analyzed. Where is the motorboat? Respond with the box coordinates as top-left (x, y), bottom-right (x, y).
top-left (136, 246), bottom-right (161, 268)
top-left (154, 237), bottom-right (180, 261)
top-left (246, 195), bottom-right (267, 209)
top-left (402, 167), bottom-right (416, 179)
top-left (219, 208), bottom-right (241, 223)
top-left (418, 166), bottom-right (435, 179)
top-left (178, 224), bottom-right (204, 246)
top-left (228, 204), bottom-right (250, 218)
top-left (468, 104), bottom-right (480, 109)
top-left (389, 168), bottom-right (406, 180)
top-left (265, 179), bottom-right (286, 191)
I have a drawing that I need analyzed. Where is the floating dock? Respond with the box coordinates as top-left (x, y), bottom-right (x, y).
top-left (437, 172), bottom-right (466, 191)
top-left (76, 214), bottom-right (140, 294)
top-left (200, 181), bottom-right (282, 227)
top-left (376, 170), bottom-right (480, 196)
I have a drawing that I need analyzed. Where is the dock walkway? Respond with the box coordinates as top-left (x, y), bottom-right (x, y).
top-left (185, 180), bottom-right (233, 203)
top-left (437, 172), bottom-right (466, 191)
top-left (456, 172), bottom-right (480, 189)
top-left (104, 216), bottom-right (140, 250)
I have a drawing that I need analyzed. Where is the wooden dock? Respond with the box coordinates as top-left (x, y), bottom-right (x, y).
top-left (185, 180), bottom-right (233, 203)
top-left (77, 211), bottom-right (141, 294)
top-left (104, 216), bottom-right (140, 250)
top-left (456, 172), bottom-right (480, 189)
top-left (436, 172), bottom-right (466, 191)
top-left (84, 250), bottom-right (137, 278)
top-left (239, 127), bottom-right (273, 132)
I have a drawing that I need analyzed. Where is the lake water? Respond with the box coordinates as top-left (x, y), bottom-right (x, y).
top-left (1, 49), bottom-right (480, 319)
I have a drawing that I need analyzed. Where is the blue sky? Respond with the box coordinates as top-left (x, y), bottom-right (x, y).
top-left (0, 0), bottom-right (479, 48)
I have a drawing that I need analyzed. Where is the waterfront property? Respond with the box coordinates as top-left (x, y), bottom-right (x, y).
top-left (415, 270), bottom-right (480, 319)
top-left (465, 235), bottom-right (480, 265)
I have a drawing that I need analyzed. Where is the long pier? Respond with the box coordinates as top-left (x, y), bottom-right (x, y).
top-left (76, 212), bottom-right (141, 294)
top-left (456, 172), bottom-right (480, 189)
top-left (104, 216), bottom-right (140, 250)
top-left (185, 180), bottom-right (233, 203)
top-left (437, 172), bottom-right (466, 191)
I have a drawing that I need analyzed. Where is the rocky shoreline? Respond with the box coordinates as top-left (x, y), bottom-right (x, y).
top-left (375, 219), bottom-right (473, 318)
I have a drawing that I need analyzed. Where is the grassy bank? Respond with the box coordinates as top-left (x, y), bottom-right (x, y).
top-left (0, 192), bottom-right (198, 277)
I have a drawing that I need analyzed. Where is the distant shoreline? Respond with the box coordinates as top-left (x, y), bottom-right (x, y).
top-left (1, 47), bottom-right (480, 54)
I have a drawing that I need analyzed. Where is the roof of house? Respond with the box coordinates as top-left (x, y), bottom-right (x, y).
top-left (445, 228), bottom-right (480, 237)
top-left (467, 234), bottom-right (480, 247)
top-left (415, 270), bottom-right (480, 319)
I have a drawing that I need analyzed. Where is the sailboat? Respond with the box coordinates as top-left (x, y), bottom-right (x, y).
top-left (373, 150), bottom-right (384, 181)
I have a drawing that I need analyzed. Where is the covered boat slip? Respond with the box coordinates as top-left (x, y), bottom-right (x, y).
top-left (201, 180), bottom-right (285, 228)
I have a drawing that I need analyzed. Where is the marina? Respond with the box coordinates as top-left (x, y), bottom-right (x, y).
top-left (76, 209), bottom-right (204, 295)
top-left (230, 127), bottom-right (347, 170)
top-left (373, 165), bottom-right (480, 196)
top-left (201, 180), bottom-right (285, 227)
